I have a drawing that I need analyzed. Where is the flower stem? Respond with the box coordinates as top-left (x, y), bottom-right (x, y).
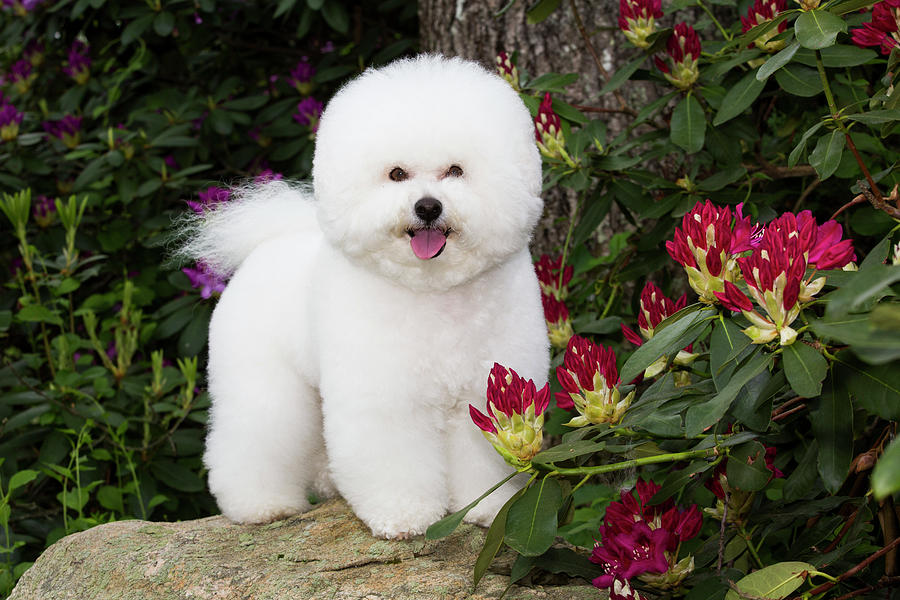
top-left (815, 50), bottom-right (839, 118)
top-left (546, 446), bottom-right (717, 475)
top-left (697, 0), bottom-right (731, 40)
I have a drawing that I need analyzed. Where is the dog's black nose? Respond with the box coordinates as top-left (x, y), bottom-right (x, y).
top-left (414, 197), bottom-right (443, 223)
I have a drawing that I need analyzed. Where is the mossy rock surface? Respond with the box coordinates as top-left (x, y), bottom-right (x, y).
top-left (9, 498), bottom-right (602, 600)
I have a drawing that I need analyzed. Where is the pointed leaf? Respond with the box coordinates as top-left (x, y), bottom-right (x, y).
top-left (710, 317), bottom-right (751, 390)
top-left (727, 441), bottom-right (772, 491)
top-left (426, 472), bottom-right (517, 539)
top-left (724, 562), bottom-right (816, 600)
top-left (788, 121), bottom-right (825, 167)
top-left (671, 94), bottom-right (706, 153)
top-left (783, 341), bottom-right (828, 397)
top-left (784, 440), bottom-right (820, 501)
top-left (598, 55), bottom-right (645, 96)
top-left (872, 436), bottom-right (900, 500)
top-left (808, 130), bottom-right (845, 180)
top-left (473, 486), bottom-right (526, 587)
top-left (620, 306), bottom-right (714, 384)
top-left (714, 68), bottom-right (766, 125)
top-left (7, 470), bottom-right (39, 493)
top-left (812, 374), bottom-right (853, 494)
top-left (505, 477), bottom-right (563, 556)
top-left (532, 440), bottom-right (607, 468)
top-left (825, 265), bottom-right (900, 318)
top-left (794, 9), bottom-right (847, 49)
top-left (775, 64), bottom-right (824, 97)
top-left (758, 40), bottom-right (801, 81)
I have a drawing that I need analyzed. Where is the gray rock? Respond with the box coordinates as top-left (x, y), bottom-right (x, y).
top-left (10, 499), bottom-right (603, 600)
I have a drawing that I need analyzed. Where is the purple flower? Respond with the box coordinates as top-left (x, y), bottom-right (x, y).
top-left (254, 169), bottom-right (283, 184)
top-left (0, 102), bottom-right (24, 142)
top-left (289, 57), bottom-right (315, 94)
top-left (10, 59), bottom-right (34, 93)
top-left (33, 195), bottom-right (56, 227)
top-left (2, 0), bottom-right (43, 16)
top-left (293, 97), bottom-right (323, 131)
top-left (182, 261), bottom-right (226, 299)
top-left (163, 154), bottom-right (179, 171)
top-left (24, 40), bottom-right (44, 66)
top-left (187, 186), bottom-right (231, 214)
top-left (43, 115), bottom-right (82, 149)
top-left (320, 41), bottom-right (335, 53)
top-left (63, 40), bottom-right (91, 85)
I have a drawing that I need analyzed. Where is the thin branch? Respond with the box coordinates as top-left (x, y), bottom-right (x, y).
top-left (830, 193), bottom-right (867, 221)
top-left (793, 537), bottom-right (900, 599)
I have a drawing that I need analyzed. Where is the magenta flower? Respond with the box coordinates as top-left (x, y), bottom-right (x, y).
top-left (2, 0), bottom-right (42, 16)
top-left (666, 200), bottom-right (757, 304)
top-left (469, 363), bottom-right (550, 469)
top-left (9, 59), bottom-right (35, 94)
top-left (534, 254), bottom-right (573, 300)
top-left (541, 293), bottom-right (573, 349)
top-left (293, 97), bottom-right (323, 131)
top-left (289, 57), bottom-right (315, 94)
top-left (0, 102), bottom-right (24, 142)
top-left (654, 23), bottom-right (701, 90)
top-left (43, 115), bottom-right (82, 149)
top-left (534, 92), bottom-right (571, 163)
top-left (621, 282), bottom-right (695, 379)
top-left (254, 169), bottom-right (283, 184)
top-left (187, 186), bottom-right (231, 214)
top-left (182, 261), bottom-right (227, 299)
top-left (23, 40), bottom-right (44, 66)
top-left (852, 0), bottom-right (900, 55)
top-left (495, 51), bottom-right (520, 90)
top-left (163, 155), bottom-right (179, 171)
top-left (741, 0), bottom-right (789, 52)
top-left (63, 40), bottom-right (91, 85)
top-left (619, 0), bottom-right (663, 49)
top-left (32, 195), bottom-right (56, 227)
top-left (556, 335), bottom-right (635, 426)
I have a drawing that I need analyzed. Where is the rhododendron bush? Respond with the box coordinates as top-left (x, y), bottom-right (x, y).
top-left (430, 0), bottom-right (900, 598)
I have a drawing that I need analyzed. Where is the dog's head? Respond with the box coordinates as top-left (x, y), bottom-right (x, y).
top-left (312, 55), bottom-right (543, 291)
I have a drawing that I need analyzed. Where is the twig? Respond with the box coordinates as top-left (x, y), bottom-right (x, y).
top-left (831, 576), bottom-right (900, 600)
top-left (823, 506), bottom-right (860, 553)
top-left (772, 396), bottom-right (806, 417)
top-left (772, 404), bottom-right (806, 422)
top-left (830, 193), bottom-right (867, 221)
top-left (742, 160), bottom-right (817, 179)
top-left (844, 134), bottom-right (884, 204)
top-left (792, 537), bottom-right (900, 599)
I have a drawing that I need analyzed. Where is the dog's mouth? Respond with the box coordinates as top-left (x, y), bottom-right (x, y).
top-left (406, 227), bottom-right (451, 260)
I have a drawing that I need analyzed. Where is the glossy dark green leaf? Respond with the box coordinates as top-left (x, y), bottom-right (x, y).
top-left (121, 13), bottom-right (154, 46)
top-left (473, 486), bottom-right (525, 586)
top-left (709, 317), bottom-right (751, 390)
top-left (153, 11), bottom-right (175, 37)
top-left (505, 477), bottom-right (563, 556)
top-left (825, 265), bottom-right (900, 318)
top-left (810, 316), bottom-right (900, 365)
top-left (713, 69), bottom-right (766, 126)
top-left (671, 94), bottom-right (706, 153)
top-left (724, 562), bottom-right (816, 600)
top-left (321, 1), bottom-right (349, 33)
top-left (839, 358), bottom-right (900, 420)
top-left (757, 40), bottom-right (800, 81)
top-left (620, 306), bottom-right (714, 384)
top-left (653, 460), bottom-right (715, 503)
top-left (794, 9), bottom-right (847, 49)
top-left (532, 440), bottom-right (607, 467)
top-left (685, 349), bottom-right (772, 437)
top-left (426, 473), bottom-right (517, 540)
top-left (177, 303), bottom-right (211, 357)
top-left (727, 441), bottom-right (773, 491)
top-left (775, 64), bottom-right (824, 97)
top-left (872, 436), bottom-right (900, 500)
top-left (598, 55), bottom-right (645, 96)
top-left (150, 460), bottom-right (204, 492)
top-left (808, 130), bottom-right (845, 180)
top-left (784, 440), bottom-right (820, 501)
top-left (812, 375), bottom-right (853, 494)
top-left (783, 341), bottom-right (828, 398)
top-left (731, 370), bottom-right (780, 432)
top-left (698, 166), bottom-right (747, 191)
top-left (788, 121), bottom-right (825, 167)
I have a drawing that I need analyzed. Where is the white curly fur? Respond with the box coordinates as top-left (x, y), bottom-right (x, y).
top-left (180, 55), bottom-right (549, 539)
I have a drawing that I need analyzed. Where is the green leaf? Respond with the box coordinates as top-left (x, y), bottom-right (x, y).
top-left (8, 470), bottom-right (39, 493)
top-left (524, 72), bottom-right (579, 94)
top-left (473, 486), bottom-right (525, 587)
top-left (810, 316), bottom-right (900, 365)
top-left (153, 11), bottom-right (175, 37)
top-left (505, 477), bottom-right (563, 556)
top-left (724, 562), bottom-right (816, 600)
top-left (733, 12), bottom-right (795, 50)
top-left (757, 40), bottom-right (800, 81)
top-left (150, 460), bottom-right (205, 492)
top-left (222, 95), bottom-right (270, 111)
top-left (784, 440), bottom-right (820, 501)
top-left (121, 13), bottom-right (154, 46)
top-left (825, 265), bottom-right (900, 318)
top-left (840, 358), bottom-right (900, 420)
top-left (321, 1), bottom-right (349, 33)
top-left (714, 68), bottom-right (766, 126)
top-left (178, 303), bottom-right (211, 357)
top-left (685, 349), bottom-right (772, 437)
top-left (16, 304), bottom-right (64, 326)
top-left (671, 95), bottom-right (706, 153)
top-left (727, 441), bottom-right (772, 491)
top-left (598, 55), bottom-right (645, 96)
top-left (783, 341), bottom-right (828, 398)
top-left (273, 0), bottom-right (297, 18)
top-left (709, 317), bottom-right (751, 389)
top-left (808, 130), bottom-right (845, 180)
top-left (426, 473), bottom-right (516, 539)
top-left (788, 121), bottom-right (825, 167)
top-left (793, 44), bottom-right (877, 67)
top-left (532, 440), bottom-right (607, 467)
top-left (794, 9), bottom-right (847, 49)
top-left (845, 108), bottom-right (900, 125)
top-left (620, 306), bottom-right (714, 384)
top-left (812, 374), bottom-right (853, 494)
top-left (526, 0), bottom-right (561, 24)
top-left (872, 436), bottom-right (900, 500)
top-left (698, 166), bottom-right (747, 191)
top-left (775, 64), bottom-right (824, 97)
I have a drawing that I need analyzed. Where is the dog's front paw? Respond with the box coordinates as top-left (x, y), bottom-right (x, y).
top-left (361, 502), bottom-right (447, 540)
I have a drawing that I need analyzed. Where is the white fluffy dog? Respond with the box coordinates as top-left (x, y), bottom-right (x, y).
top-left (181, 55), bottom-right (549, 539)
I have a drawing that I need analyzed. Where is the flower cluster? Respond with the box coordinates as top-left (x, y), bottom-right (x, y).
top-left (741, 0), bottom-right (789, 53)
top-left (63, 41), bottom-right (91, 85)
top-left (654, 24), bottom-right (701, 90)
top-left (289, 57), bottom-right (315, 95)
top-left (542, 294), bottom-right (574, 349)
top-left (495, 51), bottom-right (520, 91)
top-left (2, 0), bottom-right (42, 16)
top-left (618, 0), bottom-right (662, 49)
top-left (23, 40), bottom-right (44, 67)
top-left (182, 261), bottom-right (227, 299)
top-left (714, 210), bottom-right (855, 345)
top-left (591, 479), bottom-right (702, 597)
top-left (10, 59), bottom-right (36, 94)
top-left (293, 96), bottom-right (323, 132)
top-left (534, 93), bottom-right (572, 164)
top-left (851, 0), bottom-right (900, 55)
top-left (187, 186), bottom-right (231, 214)
top-left (0, 100), bottom-right (24, 142)
top-left (556, 335), bottom-right (635, 426)
top-left (32, 195), bottom-right (56, 227)
top-left (43, 115), bottom-right (82, 149)
top-left (469, 363), bottom-right (550, 470)
top-left (621, 282), bottom-right (696, 380)
top-left (534, 254), bottom-right (573, 300)
top-left (666, 200), bottom-right (758, 304)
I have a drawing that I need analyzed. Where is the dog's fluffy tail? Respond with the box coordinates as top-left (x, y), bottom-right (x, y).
top-left (172, 180), bottom-right (316, 278)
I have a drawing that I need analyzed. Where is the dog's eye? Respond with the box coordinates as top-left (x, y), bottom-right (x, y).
top-left (445, 165), bottom-right (464, 178)
top-left (389, 167), bottom-right (408, 182)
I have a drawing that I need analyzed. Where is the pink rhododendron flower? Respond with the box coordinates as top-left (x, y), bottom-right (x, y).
top-left (851, 0), bottom-right (900, 55)
top-left (63, 40), bottom-right (91, 85)
top-left (469, 363), bottom-right (550, 469)
top-left (666, 200), bottom-right (757, 304)
top-left (495, 51), bottom-right (520, 90)
top-left (0, 101), bottom-right (23, 142)
top-left (9, 59), bottom-right (35, 94)
top-left (32, 195), bottom-right (55, 227)
top-left (556, 335), bottom-right (634, 426)
top-left (741, 0), bottom-right (788, 52)
top-left (542, 294), bottom-right (574, 349)
top-left (187, 186), bottom-right (231, 214)
top-left (43, 115), bottom-right (82, 149)
top-left (182, 261), bottom-right (227, 299)
top-left (654, 23), bottom-right (701, 90)
top-left (289, 57), bottom-right (315, 94)
top-left (534, 93), bottom-right (572, 163)
top-left (534, 254), bottom-right (573, 300)
top-left (293, 97), bottom-right (323, 131)
top-left (621, 282), bottom-right (696, 379)
top-left (2, 0), bottom-right (42, 16)
top-left (619, 0), bottom-right (663, 49)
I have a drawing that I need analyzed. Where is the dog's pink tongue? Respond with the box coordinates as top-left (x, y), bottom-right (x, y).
top-left (410, 229), bottom-right (447, 260)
